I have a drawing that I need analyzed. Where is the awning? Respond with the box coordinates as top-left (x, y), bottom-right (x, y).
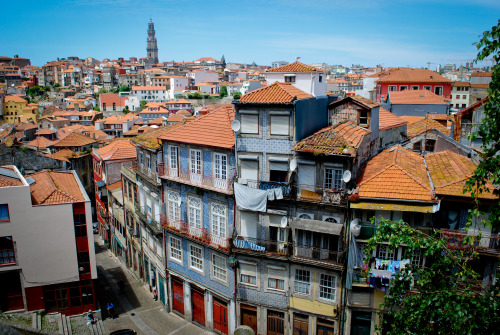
top-left (350, 201), bottom-right (440, 213)
top-left (290, 218), bottom-right (343, 235)
top-left (96, 180), bottom-right (106, 188)
top-left (114, 234), bottom-right (124, 248)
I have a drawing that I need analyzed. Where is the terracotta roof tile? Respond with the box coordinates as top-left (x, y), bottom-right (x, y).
top-left (28, 171), bottom-right (85, 205)
top-left (239, 81), bottom-right (312, 103)
top-left (35, 129), bottom-right (56, 135)
top-left (379, 107), bottom-right (408, 130)
top-left (406, 116), bottom-right (450, 138)
top-left (16, 123), bottom-right (38, 131)
top-left (132, 86), bottom-right (166, 91)
top-left (107, 180), bottom-right (122, 191)
top-left (426, 150), bottom-right (497, 200)
top-left (266, 61), bottom-right (325, 73)
top-left (389, 90), bottom-right (449, 105)
top-left (54, 132), bottom-right (97, 148)
top-left (329, 95), bottom-right (380, 109)
top-left (371, 68), bottom-right (451, 83)
top-left (94, 139), bottom-right (136, 161)
top-left (293, 121), bottom-right (370, 157)
top-left (132, 123), bottom-right (185, 150)
top-left (0, 166), bottom-right (23, 187)
top-left (27, 136), bottom-right (57, 149)
top-left (159, 105), bottom-right (234, 149)
top-left (43, 149), bottom-right (75, 163)
top-left (470, 72), bottom-right (492, 77)
top-left (356, 146), bottom-right (435, 202)
top-left (452, 81), bottom-right (470, 87)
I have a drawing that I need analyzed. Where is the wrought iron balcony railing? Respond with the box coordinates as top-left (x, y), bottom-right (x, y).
top-left (296, 184), bottom-right (347, 205)
top-left (439, 228), bottom-right (500, 254)
top-left (158, 163), bottom-right (232, 194)
top-left (136, 206), bottom-right (162, 235)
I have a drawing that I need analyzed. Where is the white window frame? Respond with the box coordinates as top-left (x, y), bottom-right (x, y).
top-left (214, 153), bottom-right (227, 180)
top-left (240, 113), bottom-right (259, 134)
top-left (294, 268), bottom-right (311, 295)
top-left (267, 265), bottom-right (286, 292)
top-left (211, 203), bottom-right (227, 238)
top-left (388, 85), bottom-right (397, 91)
top-left (240, 260), bottom-right (258, 287)
top-left (139, 151), bottom-right (144, 166)
top-left (189, 149), bottom-right (202, 175)
top-left (324, 167), bottom-right (343, 190)
top-left (270, 115), bottom-right (290, 136)
top-left (211, 253), bottom-right (227, 283)
top-left (188, 196), bottom-right (202, 229)
top-left (167, 190), bottom-right (181, 221)
top-left (189, 244), bottom-right (204, 273)
top-left (434, 86), bottom-right (443, 96)
top-left (319, 273), bottom-right (337, 302)
top-left (147, 155), bottom-right (151, 172)
top-left (399, 85), bottom-right (408, 91)
top-left (378, 245), bottom-right (396, 261)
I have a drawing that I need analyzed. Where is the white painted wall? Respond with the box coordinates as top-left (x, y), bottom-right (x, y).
top-left (264, 72), bottom-right (326, 97)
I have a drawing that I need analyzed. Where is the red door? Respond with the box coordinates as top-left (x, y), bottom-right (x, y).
top-left (213, 299), bottom-right (228, 335)
top-left (192, 289), bottom-right (205, 326)
top-left (172, 278), bottom-right (184, 314)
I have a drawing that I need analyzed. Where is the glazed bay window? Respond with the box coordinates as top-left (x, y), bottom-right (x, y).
top-left (319, 274), bottom-right (336, 301)
top-left (169, 236), bottom-right (182, 262)
top-left (189, 244), bottom-right (203, 271)
top-left (294, 269), bottom-right (311, 294)
top-left (267, 265), bottom-right (285, 291)
top-left (324, 167), bottom-right (343, 191)
top-left (240, 113), bottom-right (259, 134)
top-left (240, 261), bottom-right (257, 286)
top-left (270, 114), bottom-right (290, 136)
top-left (212, 254), bottom-right (227, 282)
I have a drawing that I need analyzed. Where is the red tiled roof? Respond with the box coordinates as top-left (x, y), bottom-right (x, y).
top-left (94, 139), bottom-right (136, 161)
top-left (54, 132), bottom-right (97, 148)
top-left (107, 180), bottom-right (122, 191)
top-left (132, 86), bottom-right (166, 91)
top-left (372, 68), bottom-right (451, 83)
top-left (27, 136), bottom-right (57, 149)
top-left (35, 129), bottom-right (56, 135)
top-left (329, 95), bottom-right (380, 109)
top-left (0, 166), bottom-right (23, 187)
top-left (293, 121), bottom-right (370, 157)
top-left (28, 171), bottom-right (85, 205)
top-left (159, 105), bottom-right (234, 149)
top-left (266, 61), bottom-right (325, 73)
top-left (470, 72), bottom-right (492, 77)
top-left (356, 146), bottom-right (435, 202)
top-left (426, 150), bottom-right (497, 200)
top-left (239, 81), bottom-right (312, 103)
top-left (406, 116), bottom-right (451, 138)
top-left (389, 90), bottom-right (449, 105)
top-left (379, 107), bottom-right (408, 130)
top-left (4, 96), bottom-right (27, 103)
top-left (452, 81), bottom-right (470, 87)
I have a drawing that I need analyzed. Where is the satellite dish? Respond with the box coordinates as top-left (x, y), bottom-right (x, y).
top-left (289, 158), bottom-right (297, 172)
top-left (231, 120), bottom-right (240, 132)
top-left (280, 216), bottom-right (288, 228)
top-left (343, 170), bottom-right (352, 183)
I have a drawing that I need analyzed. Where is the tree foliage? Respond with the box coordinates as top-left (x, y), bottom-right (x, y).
top-left (219, 85), bottom-right (228, 98)
top-left (364, 218), bottom-right (500, 335)
top-left (465, 20), bottom-right (500, 228)
top-left (232, 91), bottom-right (242, 100)
top-left (139, 100), bottom-right (148, 110)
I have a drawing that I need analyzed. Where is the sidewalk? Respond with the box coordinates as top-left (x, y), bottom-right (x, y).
top-left (94, 235), bottom-right (212, 335)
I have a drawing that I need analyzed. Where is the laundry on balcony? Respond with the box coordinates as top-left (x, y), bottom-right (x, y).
top-left (234, 182), bottom-right (267, 212)
top-left (233, 238), bottom-right (266, 252)
top-left (259, 181), bottom-right (287, 198)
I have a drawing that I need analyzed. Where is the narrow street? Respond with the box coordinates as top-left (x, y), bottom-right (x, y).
top-left (94, 235), bottom-right (213, 335)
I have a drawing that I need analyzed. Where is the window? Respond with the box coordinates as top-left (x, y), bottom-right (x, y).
top-left (240, 261), bottom-right (257, 285)
top-left (73, 213), bottom-right (87, 238)
top-left (169, 236), bottom-right (182, 261)
top-left (188, 196), bottom-right (202, 228)
top-left (462, 95), bottom-right (466, 99)
top-left (411, 85), bottom-right (419, 90)
top-left (456, 95), bottom-right (460, 99)
top-left (319, 75), bottom-right (323, 83)
top-left (211, 203), bottom-right (227, 238)
top-left (399, 85), bottom-right (408, 91)
top-left (139, 152), bottom-right (144, 166)
top-left (0, 236), bottom-right (15, 265)
top-left (270, 115), bottom-right (289, 136)
top-left (168, 145), bottom-right (178, 169)
top-left (359, 110), bottom-right (368, 126)
top-left (378, 245), bottom-right (395, 260)
top-left (212, 254), bottom-right (227, 282)
top-left (214, 153), bottom-right (227, 181)
top-left (409, 248), bottom-right (422, 267)
top-left (189, 244), bottom-right (203, 271)
top-left (462, 104), bottom-right (466, 108)
top-left (412, 141), bottom-right (422, 152)
top-left (388, 86), bottom-right (397, 91)
top-left (423, 86), bottom-right (431, 91)
top-left (294, 269), bottom-right (311, 294)
top-left (319, 274), bottom-right (336, 301)
top-left (267, 266), bottom-right (285, 290)
top-left (240, 114), bottom-right (259, 134)
top-left (167, 190), bottom-right (180, 221)
top-left (425, 139), bottom-right (436, 152)
top-left (324, 168), bottom-right (342, 190)
top-left (77, 251), bottom-right (90, 273)
top-left (0, 204), bottom-right (10, 222)
top-left (285, 75), bottom-right (296, 83)
top-left (434, 86), bottom-right (443, 96)
top-left (189, 149), bottom-right (202, 175)
top-left (147, 155), bottom-right (151, 171)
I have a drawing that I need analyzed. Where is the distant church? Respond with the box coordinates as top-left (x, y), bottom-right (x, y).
top-left (146, 19), bottom-right (159, 66)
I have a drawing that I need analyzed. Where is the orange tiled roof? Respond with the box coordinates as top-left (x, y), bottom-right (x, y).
top-left (94, 139), bottom-right (136, 161)
top-left (159, 105), bottom-right (234, 149)
top-left (35, 129), bottom-right (56, 135)
top-left (166, 113), bottom-right (188, 123)
top-left (379, 107), bottom-right (408, 130)
top-left (356, 146), bottom-right (435, 202)
top-left (27, 136), bottom-right (56, 149)
top-left (132, 86), bottom-right (166, 91)
top-left (452, 81), bottom-right (470, 87)
top-left (107, 180), bottom-right (122, 191)
top-left (389, 90), bottom-right (449, 105)
top-left (132, 123), bottom-right (184, 150)
top-left (16, 123), bottom-right (38, 131)
top-left (372, 68), bottom-right (451, 83)
top-left (100, 94), bottom-right (128, 106)
top-left (0, 166), bottom-right (23, 187)
top-left (266, 61), bottom-right (325, 73)
top-left (293, 121), bottom-right (370, 157)
top-left (426, 150), bottom-right (497, 200)
top-left (54, 132), bottom-right (97, 147)
top-left (43, 149), bottom-right (77, 163)
top-left (239, 81), bottom-right (312, 103)
top-left (470, 72), bottom-right (492, 77)
top-left (329, 95), bottom-right (380, 109)
top-left (28, 170), bottom-right (85, 205)
top-left (96, 113), bottom-right (138, 125)
top-left (406, 116), bottom-right (451, 138)
top-left (4, 96), bottom-right (27, 103)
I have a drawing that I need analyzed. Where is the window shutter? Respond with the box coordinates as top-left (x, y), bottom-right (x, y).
top-left (269, 161), bottom-right (288, 171)
top-left (240, 262), bottom-right (257, 276)
top-left (241, 159), bottom-right (258, 180)
top-left (268, 266), bottom-right (285, 280)
top-left (240, 211), bottom-right (258, 238)
top-left (241, 114), bottom-right (258, 134)
top-left (270, 115), bottom-right (289, 135)
top-left (298, 164), bottom-right (315, 187)
top-left (351, 292), bottom-right (370, 306)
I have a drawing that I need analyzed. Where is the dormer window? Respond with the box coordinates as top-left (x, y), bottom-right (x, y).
top-left (284, 75), bottom-right (296, 83)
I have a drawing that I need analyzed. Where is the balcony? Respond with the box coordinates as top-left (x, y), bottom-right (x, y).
top-left (158, 163), bottom-right (233, 195)
top-left (121, 163), bottom-right (137, 182)
top-left (160, 214), bottom-right (229, 251)
top-left (135, 163), bottom-right (161, 187)
top-left (231, 236), bottom-right (289, 256)
top-left (439, 229), bottom-right (500, 255)
top-left (136, 206), bottom-right (162, 236)
top-left (291, 244), bottom-right (343, 269)
top-left (296, 184), bottom-right (347, 206)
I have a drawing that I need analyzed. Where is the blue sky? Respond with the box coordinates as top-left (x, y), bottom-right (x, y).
top-left (1, 0), bottom-right (498, 68)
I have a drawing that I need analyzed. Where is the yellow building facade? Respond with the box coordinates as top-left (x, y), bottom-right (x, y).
top-left (3, 96), bottom-right (38, 123)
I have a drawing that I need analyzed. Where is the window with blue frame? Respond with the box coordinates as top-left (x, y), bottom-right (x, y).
top-left (0, 204), bottom-right (9, 222)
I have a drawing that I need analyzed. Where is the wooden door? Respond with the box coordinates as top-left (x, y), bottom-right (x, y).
top-left (158, 276), bottom-right (166, 306)
top-left (213, 299), bottom-right (228, 335)
top-left (172, 278), bottom-right (184, 314)
top-left (293, 313), bottom-right (309, 335)
top-left (267, 310), bottom-right (284, 335)
top-left (191, 288), bottom-right (205, 326)
top-left (240, 304), bottom-right (257, 335)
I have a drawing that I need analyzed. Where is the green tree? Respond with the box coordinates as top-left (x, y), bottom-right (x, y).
top-left (232, 91), bottom-right (242, 100)
top-left (140, 100), bottom-right (148, 110)
top-left (54, 83), bottom-right (60, 88)
top-left (465, 20), bottom-right (500, 228)
top-left (93, 106), bottom-right (100, 112)
top-left (219, 85), bottom-right (228, 98)
top-left (364, 218), bottom-right (500, 335)
top-left (123, 105), bottom-right (130, 114)
top-left (118, 85), bottom-right (130, 92)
